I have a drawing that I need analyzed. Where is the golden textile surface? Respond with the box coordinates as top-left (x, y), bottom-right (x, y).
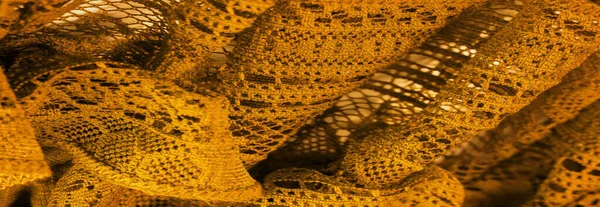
top-left (0, 0), bottom-right (599, 206)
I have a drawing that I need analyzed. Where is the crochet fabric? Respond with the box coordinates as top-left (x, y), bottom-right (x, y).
top-left (0, 0), bottom-right (599, 207)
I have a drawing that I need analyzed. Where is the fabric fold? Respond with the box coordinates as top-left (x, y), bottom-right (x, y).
top-left (0, 67), bottom-right (51, 192)
top-left (21, 62), bottom-right (262, 202)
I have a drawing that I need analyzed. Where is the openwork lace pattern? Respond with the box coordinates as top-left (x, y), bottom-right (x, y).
top-left (0, 0), bottom-right (599, 207)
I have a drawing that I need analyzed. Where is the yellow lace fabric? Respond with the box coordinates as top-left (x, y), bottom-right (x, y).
top-left (339, 0), bottom-right (600, 188)
top-left (265, 0), bottom-right (524, 169)
top-left (456, 100), bottom-right (600, 207)
top-left (0, 67), bottom-right (50, 190)
top-left (440, 51), bottom-right (600, 207)
top-left (218, 0), bottom-right (487, 167)
top-left (0, 0), bottom-right (600, 207)
top-left (440, 52), bottom-right (600, 184)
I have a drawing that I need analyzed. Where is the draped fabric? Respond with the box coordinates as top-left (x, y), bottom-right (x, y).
top-left (0, 0), bottom-right (599, 206)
